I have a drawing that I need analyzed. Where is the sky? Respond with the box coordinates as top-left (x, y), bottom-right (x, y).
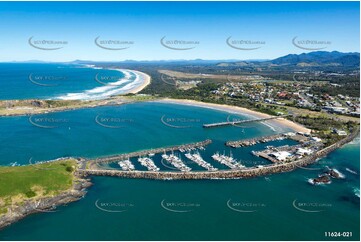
top-left (0, 1), bottom-right (359, 62)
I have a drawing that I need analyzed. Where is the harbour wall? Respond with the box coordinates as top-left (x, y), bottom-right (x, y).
top-left (80, 126), bottom-right (359, 180)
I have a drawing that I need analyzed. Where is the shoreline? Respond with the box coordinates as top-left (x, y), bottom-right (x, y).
top-left (157, 98), bottom-right (311, 133)
top-left (0, 97), bottom-right (313, 134)
top-left (56, 67), bottom-right (151, 100)
top-left (128, 70), bottom-right (151, 94)
top-left (0, 160), bottom-right (92, 230)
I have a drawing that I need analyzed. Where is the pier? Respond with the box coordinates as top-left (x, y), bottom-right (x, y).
top-left (203, 115), bottom-right (287, 128)
top-left (185, 152), bottom-right (218, 171)
top-left (226, 133), bottom-right (288, 148)
top-left (211, 152), bottom-right (244, 169)
top-left (89, 139), bottom-right (212, 165)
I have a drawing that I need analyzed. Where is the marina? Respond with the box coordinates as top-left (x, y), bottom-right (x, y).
top-left (161, 152), bottom-right (192, 172)
top-left (90, 139), bottom-right (212, 165)
top-left (226, 133), bottom-right (289, 147)
top-left (211, 152), bottom-right (244, 169)
top-left (118, 159), bottom-right (135, 171)
top-left (185, 152), bottom-right (218, 171)
top-left (138, 157), bottom-right (159, 171)
top-left (225, 132), bottom-right (311, 148)
top-left (0, 2), bottom-right (359, 240)
top-left (79, 126), bottom-right (359, 180)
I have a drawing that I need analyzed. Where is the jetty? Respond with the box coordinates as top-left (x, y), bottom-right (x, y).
top-left (138, 157), bottom-right (159, 171)
top-left (226, 133), bottom-right (288, 148)
top-left (203, 115), bottom-right (287, 128)
top-left (90, 139), bottom-right (212, 165)
top-left (162, 153), bottom-right (191, 172)
top-left (118, 159), bottom-right (135, 171)
top-left (211, 152), bottom-right (244, 169)
top-left (185, 152), bottom-right (218, 171)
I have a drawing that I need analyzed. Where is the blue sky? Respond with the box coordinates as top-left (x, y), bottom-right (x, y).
top-left (0, 1), bottom-right (359, 62)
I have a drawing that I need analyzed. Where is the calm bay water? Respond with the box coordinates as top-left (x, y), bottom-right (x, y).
top-left (0, 102), bottom-right (359, 240)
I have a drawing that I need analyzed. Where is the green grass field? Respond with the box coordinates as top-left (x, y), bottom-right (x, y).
top-left (0, 159), bottom-right (77, 212)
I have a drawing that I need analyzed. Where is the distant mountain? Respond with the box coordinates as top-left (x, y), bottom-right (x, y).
top-left (216, 51), bottom-right (359, 69)
top-left (269, 51), bottom-right (360, 67)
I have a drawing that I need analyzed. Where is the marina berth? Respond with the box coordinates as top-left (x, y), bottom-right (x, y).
top-left (118, 159), bottom-right (135, 171)
top-left (211, 152), bottom-right (244, 169)
top-left (162, 153), bottom-right (192, 172)
top-left (138, 157), bottom-right (159, 171)
top-left (79, 126), bottom-right (359, 180)
top-left (91, 139), bottom-right (212, 164)
top-left (185, 151), bottom-right (218, 171)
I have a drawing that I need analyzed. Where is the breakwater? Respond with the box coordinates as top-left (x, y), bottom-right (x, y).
top-left (89, 139), bottom-right (212, 165)
top-left (80, 127), bottom-right (359, 180)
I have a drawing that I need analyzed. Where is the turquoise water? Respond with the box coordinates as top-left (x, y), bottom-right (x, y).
top-left (0, 63), bottom-right (143, 100)
top-left (0, 102), bottom-right (359, 240)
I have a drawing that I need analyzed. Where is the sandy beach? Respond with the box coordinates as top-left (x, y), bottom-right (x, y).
top-left (159, 98), bottom-right (311, 133)
top-left (129, 70), bottom-right (151, 94)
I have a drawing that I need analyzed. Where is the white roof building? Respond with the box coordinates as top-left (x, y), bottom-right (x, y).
top-left (311, 137), bottom-right (322, 142)
top-left (296, 148), bottom-right (313, 156)
top-left (269, 151), bottom-right (292, 161)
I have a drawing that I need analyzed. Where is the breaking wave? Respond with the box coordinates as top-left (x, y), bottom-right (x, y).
top-left (55, 69), bottom-right (144, 100)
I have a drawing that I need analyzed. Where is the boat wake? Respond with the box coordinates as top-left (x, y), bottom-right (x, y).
top-left (55, 69), bottom-right (144, 100)
top-left (346, 167), bottom-right (358, 175)
top-left (325, 167), bottom-right (345, 179)
top-left (261, 121), bottom-right (277, 131)
top-left (353, 187), bottom-right (360, 198)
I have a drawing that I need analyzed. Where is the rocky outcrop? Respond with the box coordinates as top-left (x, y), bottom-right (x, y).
top-left (311, 175), bottom-right (332, 185)
top-left (0, 176), bottom-right (92, 230)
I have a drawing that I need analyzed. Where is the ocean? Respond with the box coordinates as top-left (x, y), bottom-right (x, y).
top-left (0, 63), bottom-right (144, 100)
top-left (0, 101), bottom-right (359, 241)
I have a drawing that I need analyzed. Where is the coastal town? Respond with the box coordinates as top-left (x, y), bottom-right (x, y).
top-left (211, 79), bottom-right (360, 117)
top-left (0, 1), bottom-right (359, 241)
